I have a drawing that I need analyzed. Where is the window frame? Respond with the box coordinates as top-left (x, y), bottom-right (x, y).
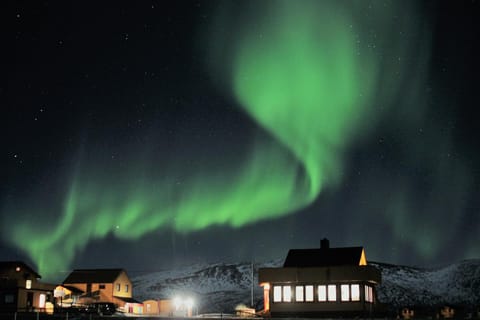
top-left (327, 284), bottom-right (337, 302)
top-left (317, 285), bottom-right (327, 302)
top-left (295, 285), bottom-right (304, 302)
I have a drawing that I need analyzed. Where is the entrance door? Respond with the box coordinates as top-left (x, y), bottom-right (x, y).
top-left (27, 292), bottom-right (34, 311)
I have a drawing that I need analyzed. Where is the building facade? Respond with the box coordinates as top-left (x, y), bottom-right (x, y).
top-left (0, 261), bottom-right (55, 312)
top-left (61, 268), bottom-right (135, 310)
top-left (259, 239), bottom-right (381, 317)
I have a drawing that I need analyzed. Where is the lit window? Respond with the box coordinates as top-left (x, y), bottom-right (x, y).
top-left (305, 285), bottom-right (314, 302)
top-left (116, 284), bottom-right (121, 292)
top-left (328, 285), bottom-right (337, 301)
top-left (295, 286), bottom-right (304, 302)
top-left (365, 285), bottom-right (374, 303)
top-left (39, 294), bottom-right (46, 308)
top-left (125, 284), bottom-right (129, 292)
top-left (351, 284), bottom-right (360, 301)
top-left (341, 284), bottom-right (350, 301)
top-left (273, 286), bottom-right (282, 302)
top-left (318, 285), bottom-right (326, 302)
top-left (26, 280), bottom-right (32, 289)
top-left (283, 286), bottom-right (292, 302)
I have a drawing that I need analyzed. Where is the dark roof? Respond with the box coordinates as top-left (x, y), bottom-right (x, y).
top-left (283, 247), bottom-right (364, 267)
top-left (116, 297), bottom-right (141, 303)
top-left (63, 269), bottom-right (125, 284)
top-left (0, 261), bottom-right (41, 279)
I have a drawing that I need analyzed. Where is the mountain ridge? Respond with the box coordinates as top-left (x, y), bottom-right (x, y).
top-left (132, 259), bottom-right (480, 313)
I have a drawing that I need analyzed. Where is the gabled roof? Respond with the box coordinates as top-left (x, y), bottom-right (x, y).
top-left (63, 269), bottom-right (126, 284)
top-left (0, 261), bottom-right (41, 279)
top-left (283, 247), bottom-right (366, 268)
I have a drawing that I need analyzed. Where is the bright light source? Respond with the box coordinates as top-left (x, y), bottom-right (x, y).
top-left (173, 296), bottom-right (182, 310)
top-left (185, 298), bottom-right (194, 309)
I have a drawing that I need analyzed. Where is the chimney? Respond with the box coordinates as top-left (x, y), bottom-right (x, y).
top-left (320, 238), bottom-right (330, 249)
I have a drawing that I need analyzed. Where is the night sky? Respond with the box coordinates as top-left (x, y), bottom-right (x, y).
top-left (2, 0), bottom-right (479, 282)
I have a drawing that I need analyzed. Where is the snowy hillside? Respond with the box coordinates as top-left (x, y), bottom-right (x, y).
top-left (132, 259), bottom-right (480, 313)
top-left (372, 260), bottom-right (480, 308)
top-left (132, 260), bottom-right (282, 313)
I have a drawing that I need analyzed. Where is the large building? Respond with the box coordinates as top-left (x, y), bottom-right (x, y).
top-left (0, 261), bottom-right (55, 313)
top-left (258, 239), bottom-right (381, 317)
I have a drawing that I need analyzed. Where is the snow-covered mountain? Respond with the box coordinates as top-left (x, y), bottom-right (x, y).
top-left (372, 260), bottom-right (480, 308)
top-left (131, 259), bottom-right (480, 314)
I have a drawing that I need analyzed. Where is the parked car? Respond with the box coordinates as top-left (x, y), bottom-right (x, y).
top-left (84, 302), bottom-right (117, 315)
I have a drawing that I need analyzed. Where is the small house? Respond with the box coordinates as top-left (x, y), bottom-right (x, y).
top-left (62, 268), bottom-right (137, 311)
top-left (0, 261), bottom-right (55, 312)
top-left (258, 239), bottom-right (381, 317)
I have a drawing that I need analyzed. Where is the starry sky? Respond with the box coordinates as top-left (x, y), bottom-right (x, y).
top-left (2, 0), bottom-right (479, 281)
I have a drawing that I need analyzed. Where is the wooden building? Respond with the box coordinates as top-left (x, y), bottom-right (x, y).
top-left (61, 268), bottom-right (136, 310)
top-left (258, 239), bottom-right (381, 317)
top-left (0, 261), bottom-right (55, 312)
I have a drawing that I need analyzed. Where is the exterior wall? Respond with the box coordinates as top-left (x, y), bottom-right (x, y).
top-left (260, 265), bottom-right (380, 316)
top-left (267, 282), bottom-right (375, 315)
top-left (113, 271), bottom-right (132, 299)
top-left (259, 265), bottom-right (381, 284)
top-left (1, 266), bottom-right (54, 312)
top-left (143, 300), bottom-right (159, 314)
top-left (63, 271), bottom-right (132, 307)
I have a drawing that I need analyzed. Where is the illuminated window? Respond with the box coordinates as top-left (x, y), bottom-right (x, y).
top-left (283, 286), bottom-right (292, 302)
top-left (39, 294), bottom-right (46, 308)
top-left (26, 280), bottom-right (32, 289)
top-left (273, 286), bottom-right (282, 302)
top-left (305, 285), bottom-right (314, 302)
top-left (351, 284), bottom-right (360, 301)
top-left (365, 285), bottom-right (374, 303)
top-left (328, 285), bottom-right (337, 301)
top-left (341, 284), bottom-right (350, 301)
top-left (295, 286), bottom-right (304, 302)
top-left (116, 284), bottom-right (121, 292)
top-left (318, 285), bottom-right (326, 302)
top-left (125, 284), bottom-right (129, 292)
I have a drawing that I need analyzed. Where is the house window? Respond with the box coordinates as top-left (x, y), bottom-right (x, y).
top-left (99, 284), bottom-right (105, 289)
top-left (305, 285), bottom-right (314, 302)
top-left (318, 285), bottom-right (327, 302)
top-left (327, 285), bottom-right (337, 301)
top-left (116, 284), bottom-right (121, 292)
top-left (351, 284), bottom-right (360, 301)
top-left (26, 280), bottom-right (32, 289)
top-left (5, 294), bottom-right (14, 304)
top-left (39, 294), bottom-right (46, 308)
top-left (283, 286), bottom-right (292, 302)
top-left (341, 284), bottom-right (350, 301)
top-left (125, 284), bottom-right (129, 293)
top-left (273, 286), bottom-right (282, 302)
top-left (295, 286), bottom-right (304, 302)
top-left (365, 285), bottom-right (374, 303)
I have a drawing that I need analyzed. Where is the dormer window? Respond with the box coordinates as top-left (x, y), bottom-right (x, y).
top-left (26, 280), bottom-right (32, 289)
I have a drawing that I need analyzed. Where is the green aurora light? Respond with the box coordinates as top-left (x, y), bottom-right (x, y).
top-left (2, 0), bottom-right (435, 278)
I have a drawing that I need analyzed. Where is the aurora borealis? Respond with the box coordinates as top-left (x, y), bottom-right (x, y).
top-left (2, 1), bottom-right (479, 281)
